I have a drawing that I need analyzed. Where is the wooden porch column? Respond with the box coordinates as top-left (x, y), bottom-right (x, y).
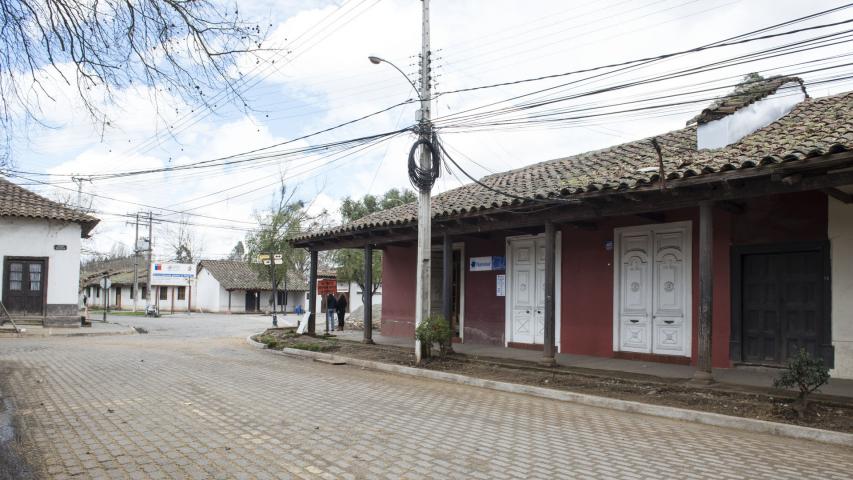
top-left (227, 290), bottom-right (232, 313)
top-left (442, 233), bottom-right (452, 333)
top-left (694, 202), bottom-right (715, 384)
top-left (442, 232), bottom-right (454, 352)
top-left (542, 220), bottom-right (557, 366)
top-left (308, 249), bottom-right (318, 335)
top-left (363, 244), bottom-right (374, 344)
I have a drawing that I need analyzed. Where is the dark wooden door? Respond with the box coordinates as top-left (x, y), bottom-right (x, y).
top-left (245, 291), bottom-right (258, 312)
top-left (3, 259), bottom-right (46, 315)
top-left (741, 250), bottom-right (824, 365)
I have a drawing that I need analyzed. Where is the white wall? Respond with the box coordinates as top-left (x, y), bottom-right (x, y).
top-left (0, 217), bottom-right (81, 306)
top-left (195, 269), bottom-right (221, 312)
top-left (829, 193), bottom-right (853, 380)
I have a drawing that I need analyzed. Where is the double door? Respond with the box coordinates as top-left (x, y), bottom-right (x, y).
top-left (509, 237), bottom-right (547, 345)
top-left (615, 223), bottom-right (691, 356)
top-left (3, 258), bottom-right (46, 316)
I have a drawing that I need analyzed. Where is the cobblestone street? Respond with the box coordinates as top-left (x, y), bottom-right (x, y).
top-left (1, 314), bottom-right (851, 479)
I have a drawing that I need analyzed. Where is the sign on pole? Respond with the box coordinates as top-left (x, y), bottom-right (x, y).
top-left (100, 278), bottom-right (112, 289)
top-left (256, 254), bottom-right (271, 263)
top-left (150, 263), bottom-right (195, 286)
top-left (317, 279), bottom-right (337, 296)
top-left (273, 254), bottom-right (283, 260)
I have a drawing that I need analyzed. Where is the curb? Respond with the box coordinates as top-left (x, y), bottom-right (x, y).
top-left (0, 325), bottom-right (137, 338)
top-left (246, 334), bottom-right (853, 447)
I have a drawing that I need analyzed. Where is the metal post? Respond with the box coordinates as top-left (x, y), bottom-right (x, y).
top-left (102, 274), bottom-right (107, 323)
top-left (228, 290), bottom-right (232, 313)
top-left (542, 221), bottom-right (557, 366)
top-left (694, 202), bottom-right (715, 384)
top-left (147, 211), bottom-right (153, 308)
top-left (414, 0), bottom-right (432, 364)
top-left (308, 249), bottom-right (318, 335)
top-left (442, 232), bottom-right (453, 343)
top-left (270, 255), bottom-right (278, 327)
top-left (133, 212), bottom-right (139, 313)
top-left (363, 244), bottom-right (374, 344)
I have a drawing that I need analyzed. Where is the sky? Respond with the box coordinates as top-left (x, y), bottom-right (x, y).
top-left (5, 0), bottom-right (853, 262)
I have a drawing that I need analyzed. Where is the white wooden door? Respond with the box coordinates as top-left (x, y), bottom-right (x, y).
top-left (616, 223), bottom-right (690, 356)
top-left (652, 229), bottom-right (688, 356)
top-left (533, 238), bottom-right (546, 344)
top-left (618, 232), bottom-right (653, 353)
top-left (510, 239), bottom-right (536, 344)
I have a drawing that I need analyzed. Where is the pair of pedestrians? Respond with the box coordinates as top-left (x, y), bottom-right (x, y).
top-left (325, 293), bottom-right (348, 332)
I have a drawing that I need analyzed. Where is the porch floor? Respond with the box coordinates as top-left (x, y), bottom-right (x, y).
top-left (330, 330), bottom-right (853, 399)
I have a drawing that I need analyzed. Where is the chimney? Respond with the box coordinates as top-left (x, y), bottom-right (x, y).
top-left (690, 74), bottom-right (808, 150)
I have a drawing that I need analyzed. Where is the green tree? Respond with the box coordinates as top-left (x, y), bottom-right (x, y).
top-left (228, 241), bottom-right (246, 261)
top-left (336, 188), bottom-right (416, 293)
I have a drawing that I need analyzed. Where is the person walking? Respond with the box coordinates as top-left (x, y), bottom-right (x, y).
top-left (325, 292), bottom-right (337, 332)
top-left (336, 293), bottom-right (348, 331)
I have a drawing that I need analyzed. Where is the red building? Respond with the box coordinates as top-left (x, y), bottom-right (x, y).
top-left (292, 77), bottom-right (853, 380)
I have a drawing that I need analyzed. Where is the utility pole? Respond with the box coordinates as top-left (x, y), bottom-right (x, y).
top-left (132, 212), bottom-right (140, 312)
top-left (71, 176), bottom-right (91, 210)
top-left (414, 0), bottom-right (432, 364)
top-left (270, 254), bottom-right (278, 327)
top-left (147, 211), bottom-right (153, 309)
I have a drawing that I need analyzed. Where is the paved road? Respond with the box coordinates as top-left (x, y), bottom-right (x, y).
top-left (0, 315), bottom-right (851, 479)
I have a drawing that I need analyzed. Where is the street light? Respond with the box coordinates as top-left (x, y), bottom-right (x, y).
top-left (368, 1), bottom-right (433, 365)
top-left (367, 56), bottom-right (421, 101)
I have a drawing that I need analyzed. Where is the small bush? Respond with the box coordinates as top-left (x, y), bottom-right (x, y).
top-left (773, 348), bottom-right (830, 418)
top-left (415, 314), bottom-right (452, 360)
top-left (258, 335), bottom-right (279, 349)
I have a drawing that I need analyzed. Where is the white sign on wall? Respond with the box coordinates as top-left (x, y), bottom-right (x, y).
top-left (496, 274), bottom-right (506, 297)
top-left (150, 263), bottom-right (195, 286)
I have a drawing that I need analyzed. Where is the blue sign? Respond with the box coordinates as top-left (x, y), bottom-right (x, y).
top-left (469, 256), bottom-right (506, 271)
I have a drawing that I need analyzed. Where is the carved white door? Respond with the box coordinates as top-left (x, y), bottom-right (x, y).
top-left (652, 229), bottom-right (688, 355)
top-left (510, 239), bottom-right (536, 344)
top-left (533, 238), bottom-right (546, 344)
top-left (616, 223), bottom-right (690, 356)
top-left (618, 232), bottom-right (653, 353)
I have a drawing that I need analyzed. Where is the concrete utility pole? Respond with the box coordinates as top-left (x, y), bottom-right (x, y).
top-left (133, 212), bottom-right (140, 312)
top-left (414, 0), bottom-right (432, 364)
top-left (71, 175), bottom-right (91, 210)
top-left (147, 211), bottom-right (154, 309)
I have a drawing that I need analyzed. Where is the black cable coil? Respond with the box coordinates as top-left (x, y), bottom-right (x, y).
top-left (408, 133), bottom-right (441, 193)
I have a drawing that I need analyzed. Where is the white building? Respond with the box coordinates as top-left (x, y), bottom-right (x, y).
top-left (81, 270), bottom-right (149, 311)
top-left (1, 177), bottom-right (99, 327)
top-left (196, 260), bottom-right (308, 313)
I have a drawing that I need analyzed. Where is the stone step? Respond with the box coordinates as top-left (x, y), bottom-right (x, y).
top-left (5, 317), bottom-right (43, 326)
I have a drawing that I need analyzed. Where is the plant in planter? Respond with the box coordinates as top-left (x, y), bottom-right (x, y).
top-left (415, 314), bottom-right (452, 360)
top-left (773, 348), bottom-right (831, 419)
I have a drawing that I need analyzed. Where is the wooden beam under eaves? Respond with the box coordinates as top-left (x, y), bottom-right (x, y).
top-left (823, 187), bottom-right (853, 204)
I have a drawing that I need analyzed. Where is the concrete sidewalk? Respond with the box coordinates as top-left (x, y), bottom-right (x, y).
top-left (330, 330), bottom-right (853, 399)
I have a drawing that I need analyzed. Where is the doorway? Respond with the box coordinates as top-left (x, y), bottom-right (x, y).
top-left (2, 258), bottom-right (46, 316)
top-left (731, 242), bottom-right (831, 366)
top-left (245, 291), bottom-right (260, 312)
top-left (613, 222), bottom-right (691, 357)
top-left (430, 244), bottom-right (464, 339)
top-left (506, 234), bottom-right (561, 348)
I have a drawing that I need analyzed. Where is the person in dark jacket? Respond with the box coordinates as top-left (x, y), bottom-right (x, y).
top-left (325, 293), bottom-right (337, 332)
top-left (336, 293), bottom-right (348, 331)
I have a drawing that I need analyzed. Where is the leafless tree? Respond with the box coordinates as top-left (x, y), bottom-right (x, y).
top-left (163, 215), bottom-right (204, 263)
top-left (0, 0), bottom-right (267, 164)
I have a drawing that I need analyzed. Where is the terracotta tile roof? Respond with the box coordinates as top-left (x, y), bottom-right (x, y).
top-left (293, 89), bottom-right (853, 244)
top-left (689, 75), bottom-right (807, 125)
top-left (198, 260), bottom-right (308, 291)
top-left (0, 176), bottom-right (99, 236)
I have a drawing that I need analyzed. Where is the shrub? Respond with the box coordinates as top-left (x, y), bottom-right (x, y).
top-left (258, 335), bottom-right (279, 349)
top-left (415, 314), bottom-right (452, 360)
top-left (773, 348), bottom-right (830, 419)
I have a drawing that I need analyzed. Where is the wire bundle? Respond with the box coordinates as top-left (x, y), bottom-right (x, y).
top-left (407, 133), bottom-right (441, 193)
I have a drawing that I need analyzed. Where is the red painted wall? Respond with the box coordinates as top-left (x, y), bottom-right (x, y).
top-left (380, 245), bottom-right (417, 337)
top-left (461, 236), bottom-right (507, 345)
top-left (379, 191), bottom-right (827, 369)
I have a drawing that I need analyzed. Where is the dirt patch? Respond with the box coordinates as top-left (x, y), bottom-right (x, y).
top-left (256, 329), bottom-right (853, 433)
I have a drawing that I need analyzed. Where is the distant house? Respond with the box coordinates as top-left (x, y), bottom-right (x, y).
top-left (81, 270), bottom-right (148, 310)
top-left (0, 177), bottom-right (99, 326)
top-left (196, 260), bottom-right (308, 313)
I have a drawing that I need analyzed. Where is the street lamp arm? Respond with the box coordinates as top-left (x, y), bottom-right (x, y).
top-left (368, 56), bottom-right (421, 100)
